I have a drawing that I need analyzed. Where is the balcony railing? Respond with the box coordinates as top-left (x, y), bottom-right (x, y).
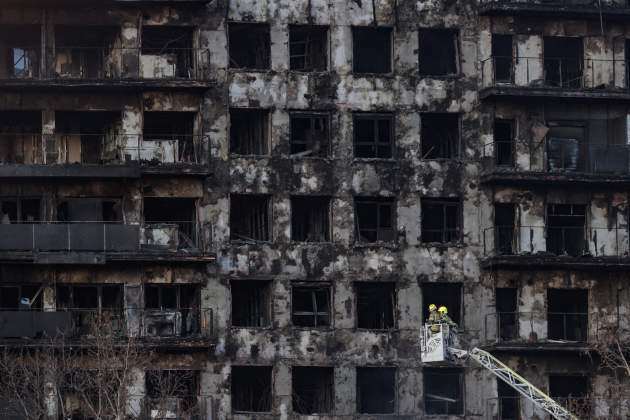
top-left (0, 307), bottom-right (213, 340)
top-left (481, 56), bottom-right (629, 90)
top-left (0, 221), bottom-right (201, 253)
top-left (0, 133), bottom-right (207, 166)
top-left (484, 311), bottom-right (592, 345)
top-left (2, 47), bottom-right (211, 81)
top-left (486, 396), bottom-right (630, 420)
top-left (479, 0), bottom-right (630, 8)
top-left (483, 225), bottom-right (629, 257)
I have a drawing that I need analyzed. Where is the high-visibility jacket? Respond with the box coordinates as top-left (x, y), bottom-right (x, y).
top-left (428, 311), bottom-right (441, 332)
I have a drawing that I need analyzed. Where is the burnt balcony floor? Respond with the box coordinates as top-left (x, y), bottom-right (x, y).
top-left (481, 253), bottom-right (630, 270)
top-left (0, 78), bottom-right (213, 91)
top-left (479, 85), bottom-right (630, 102)
top-left (479, 1), bottom-right (630, 20)
top-left (480, 168), bottom-right (630, 188)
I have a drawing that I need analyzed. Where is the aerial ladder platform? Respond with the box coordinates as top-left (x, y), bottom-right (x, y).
top-left (420, 324), bottom-right (579, 420)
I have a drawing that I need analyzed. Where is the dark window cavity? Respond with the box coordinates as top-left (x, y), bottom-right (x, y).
top-left (356, 367), bottom-right (396, 414)
top-left (290, 113), bottom-right (329, 157)
top-left (494, 203), bottom-right (516, 255)
top-left (497, 379), bottom-right (520, 420)
top-left (291, 285), bottom-right (330, 328)
top-left (57, 197), bottom-right (122, 222)
top-left (546, 122), bottom-right (585, 173)
top-left (0, 285), bottom-right (42, 309)
top-left (353, 27), bottom-right (392, 74)
top-left (547, 288), bottom-right (588, 342)
top-left (421, 198), bottom-right (461, 243)
top-left (419, 29), bottom-right (459, 76)
top-left (495, 287), bottom-right (518, 341)
top-left (549, 374), bottom-right (589, 414)
top-left (356, 282), bottom-right (395, 329)
top-left (422, 282), bottom-right (461, 325)
top-left (230, 108), bottom-right (269, 155)
top-left (421, 113), bottom-right (459, 159)
top-left (54, 111), bottom-right (121, 164)
top-left (55, 25), bottom-right (119, 79)
top-left (231, 366), bottom-right (272, 412)
top-left (230, 194), bottom-right (271, 241)
top-left (292, 367), bottom-right (334, 414)
top-left (354, 113), bottom-right (394, 158)
top-left (546, 203), bottom-right (586, 256)
top-left (229, 23), bottom-right (270, 70)
top-left (492, 34), bottom-right (513, 83)
top-left (494, 119), bottom-right (515, 167)
top-left (0, 197), bottom-right (41, 223)
top-left (0, 111), bottom-right (41, 165)
top-left (289, 26), bottom-right (328, 72)
top-left (0, 25), bottom-right (41, 79)
top-left (143, 197), bottom-right (197, 249)
top-left (291, 196), bottom-right (330, 242)
top-left (231, 280), bottom-right (271, 328)
top-left (354, 197), bottom-right (396, 243)
top-left (543, 37), bottom-right (583, 88)
top-left (143, 111), bottom-right (196, 163)
top-left (144, 284), bottom-right (200, 337)
top-left (141, 26), bottom-right (194, 78)
top-left (424, 368), bottom-right (464, 415)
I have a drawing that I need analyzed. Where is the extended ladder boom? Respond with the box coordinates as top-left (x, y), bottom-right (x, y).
top-left (466, 347), bottom-right (579, 420)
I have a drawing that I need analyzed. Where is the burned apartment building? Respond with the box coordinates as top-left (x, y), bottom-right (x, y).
top-left (2, 0), bottom-right (630, 419)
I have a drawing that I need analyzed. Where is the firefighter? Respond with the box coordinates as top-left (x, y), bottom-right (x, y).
top-left (438, 306), bottom-right (457, 328)
top-left (427, 303), bottom-right (441, 333)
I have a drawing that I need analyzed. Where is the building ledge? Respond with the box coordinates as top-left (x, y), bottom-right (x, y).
top-left (0, 337), bottom-right (215, 349)
top-left (481, 254), bottom-right (630, 270)
top-left (141, 164), bottom-right (211, 176)
top-left (480, 169), bottom-right (630, 187)
top-left (0, 164), bottom-right (141, 179)
top-left (0, 79), bottom-right (213, 91)
top-left (0, 251), bottom-right (215, 264)
top-left (479, 85), bottom-right (630, 101)
top-left (479, 1), bottom-right (630, 20)
top-left (481, 342), bottom-right (590, 353)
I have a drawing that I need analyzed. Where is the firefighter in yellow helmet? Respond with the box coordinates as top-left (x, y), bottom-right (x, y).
top-left (438, 306), bottom-right (457, 328)
top-left (427, 303), bottom-right (441, 333)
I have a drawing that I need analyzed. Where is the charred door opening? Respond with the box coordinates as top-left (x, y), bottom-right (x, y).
top-left (492, 34), bottom-right (513, 83)
top-left (145, 284), bottom-right (200, 336)
top-left (230, 194), bottom-right (271, 241)
top-left (0, 197), bottom-right (41, 223)
top-left (495, 203), bottom-right (516, 254)
top-left (421, 113), bottom-right (460, 159)
top-left (424, 368), bottom-right (464, 415)
top-left (141, 26), bottom-right (194, 78)
top-left (419, 29), bottom-right (459, 76)
top-left (54, 25), bottom-right (119, 79)
top-left (55, 111), bottom-right (121, 164)
top-left (494, 119), bottom-right (515, 166)
top-left (229, 23), bottom-right (270, 70)
top-left (291, 285), bottom-right (330, 328)
top-left (292, 367), bottom-right (334, 414)
top-left (56, 284), bottom-right (124, 336)
top-left (231, 366), bottom-right (272, 413)
top-left (549, 374), bottom-right (589, 416)
top-left (231, 280), bottom-right (271, 328)
top-left (546, 122), bottom-right (585, 172)
top-left (0, 111), bottom-right (41, 164)
top-left (354, 197), bottom-right (396, 243)
top-left (289, 26), bottom-right (328, 72)
top-left (422, 283), bottom-right (461, 325)
top-left (352, 27), bottom-right (392, 74)
top-left (290, 113), bottom-right (329, 157)
top-left (291, 196), bottom-right (330, 242)
top-left (143, 112), bottom-right (196, 163)
top-left (57, 198), bottom-right (122, 222)
top-left (0, 25), bottom-right (41, 79)
top-left (546, 203), bottom-right (586, 256)
top-left (230, 109), bottom-right (269, 156)
top-left (498, 379), bottom-right (520, 420)
top-left (421, 198), bottom-right (461, 243)
top-left (496, 287), bottom-right (517, 341)
top-left (356, 282), bottom-right (395, 329)
top-left (356, 367), bottom-right (396, 414)
top-left (144, 197), bottom-right (197, 249)
top-left (544, 37), bottom-right (583, 88)
top-left (547, 289), bottom-right (588, 342)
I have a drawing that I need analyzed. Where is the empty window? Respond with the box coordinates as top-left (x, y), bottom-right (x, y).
top-left (55, 111), bottom-right (121, 164)
top-left (494, 119), bottom-right (515, 166)
top-left (0, 285), bottom-right (42, 309)
top-left (145, 284), bottom-right (199, 310)
top-left (492, 34), bottom-right (513, 83)
top-left (549, 375), bottom-right (589, 415)
top-left (546, 122), bottom-right (585, 173)
top-left (231, 280), bottom-right (271, 327)
top-left (289, 26), bottom-right (328, 72)
top-left (353, 27), bottom-right (392, 74)
top-left (143, 111), bottom-right (196, 163)
top-left (232, 366), bottom-right (272, 413)
top-left (0, 197), bottom-right (41, 223)
top-left (497, 379), bottom-right (519, 420)
top-left (0, 25), bottom-right (41, 79)
top-left (494, 203), bottom-right (516, 255)
top-left (421, 198), bottom-right (461, 243)
top-left (422, 283), bottom-right (461, 325)
top-left (421, 113), bottom-right (459, 159)
top-left (356, 367), bottom-right (396, 414)
top-left (544, 37), bottom-right (583, 88)
top-left (356, 282), bottom-right (395, 329)
top-left (546, 204), bottom-right (586, 256)
top-left (419, 29), bottom-right (459, 76)
top-left (57, 198), bottom-right (122, 222)
top-left (230, 109), bottom-right (269, 155)
top-left (0, 111), bottom-right (41, 165)
top-left (230, 194), bottom-right (271, 241)
top-left (290, 113), bottom-right (329, 157)
top-left (547, 289), bottom-right (588, 342)
top-left (354, 113), bottom-right (394, 158)
top-left (144, 197), bottom-right (197, 249)
top-left (55, 25), bottom-right (119, 79)
top-left (292, 367), bottom-right (334, 414)
top-left (291, 196), bottom-right (330, 242)
top-left (355, 197), bottom-right (396, 243)
top-left (229, 23), bottom-right (270, 70)
top-left (496, 287), bottom-right (518, 341)
top-left (144, 284), bottom-right (200, 337)
top-left (141, 26), bottom-right (194, 78)
top-left (56, 284), bottom-right (123, 310)
top-left (424, 368), bottom-right (464, 415)
top-left (292, 285), bottom-right (330, 328)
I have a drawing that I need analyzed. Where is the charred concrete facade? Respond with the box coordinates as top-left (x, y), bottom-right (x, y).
top-left (3, 0), bottom-right (630, 419)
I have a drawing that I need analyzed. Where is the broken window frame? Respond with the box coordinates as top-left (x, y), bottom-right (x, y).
top-left (290, 196), bottom-right (331, 242)
top-left (228, 22), bottom-right (271, 70)
top-left (230, 280), bottom-right (272, 328)
top-left (0, 284), bottom-right (43, 310)
top-left (419, 28), bottom-right (460, 77)
top-left (289, 25), bottom-right (329, 72)
top-left (231, 365), bottom-right (273, 413)
top-left (547, 288), bottom-right (589, 342)
top-left (493, 118), bottom-right (515, 167)
top-left (423, 367), bottom-right (464, 415)
top-left (421, 198), bottom-right (462, 244)
top-left (230, 194), bottom-right (272, 242)
top-left (0, 196), bottom-right (42, 223)
top-left (289, 112), bottom-right (331, 158)
top-left (144, 284), bottom-right (200, 310)
top-left (545, 203), bottom-right (587, 256)
top-left (420, 113), bottom-right (461, 159)
top-left (355, 282), bottom-right (396, 330)
top-left (356, 366), bottom-right (397, 414)
top-left (352, 26), bottom-right (393, 75)
top-left (55, 284), bottom-right (124, 311)
top-left (292, 366), bottom-right (334, 414)
top-left (354, 197), bottom-right (397, 243)
top-left (291, 284), bottom-right (331, 328)
top-left (229, 108), bottom-right (270, 156)
top-left (353, 113), bottom-right (395, 159)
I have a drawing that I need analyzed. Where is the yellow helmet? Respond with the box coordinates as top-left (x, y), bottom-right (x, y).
top-left (438, 306), bottom-right (448, 314)
top-left (428, 304), bottom-right (437, 311)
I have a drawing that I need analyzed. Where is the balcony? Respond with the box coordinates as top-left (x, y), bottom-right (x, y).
top-left (479, 0), bottom-right (630, 19)
top-left (0, 47), bottom-right (211, 89)
top-left (0, 221), bottom-right (211, 264)
top-left (0, 133), bottom-right (208, 178)
top-left (481, 139), bottom-right (630, 186)
top-left (482, 225), bottom-right (630, 268)
top-left (485, 397), bottom-right (628, 420)
top-left (480, 56), bottom-right (630, 101)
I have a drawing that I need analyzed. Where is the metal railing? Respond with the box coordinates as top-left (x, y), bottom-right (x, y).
top-left (484, 311), bottom-right (594, 344)
top-left (1, 47), bottom-right (211, 81)
top-left (131, 395), bottom-right (210, 420)
top-left (482, 225), bottom-right (630, 257)
top-left (142, 221), bottom-right (201, 251)
top-left (0, 133), bottom-right (207, 165)
top-left (479, 0), bottom-right (628, 7)
top-left (481, 56), bottom-right (629, 90)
